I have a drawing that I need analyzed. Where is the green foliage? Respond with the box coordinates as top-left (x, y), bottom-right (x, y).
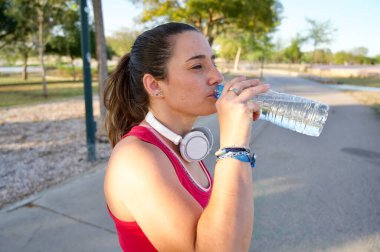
top-left (333, 49), bottom-right (377, 65)
top-left (305, 18), bottom-right (336, 64)
top-left (376, 55), bottom-right (380, 64)
top-left (1, 0), bottom-right (38, 50)
top-left (0, 0), bottom-right (80, 59)
top-left (45, 1), bottom-right (82, 58)
top-left (132, 0), bottom-right (282, 45)
top-left (351, 47), bottom-right (368, 57)
top-left (282, 34), bottom-right (307, 63)
top-left (215, 27), bottom-right (274, 63)
top-left (333, 51), bottom-right (353, 64)
top-left (106, 28), bottom-right (140, 56)
top-left (0, 0), bottom-right (17, 46)
top-left (215, 37), bottom-right (239, 60)
top-left (305, 18), bottom-right (336, 50)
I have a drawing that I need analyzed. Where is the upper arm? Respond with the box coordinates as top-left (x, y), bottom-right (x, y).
top-left (104, 138), bottom-right (203, 251)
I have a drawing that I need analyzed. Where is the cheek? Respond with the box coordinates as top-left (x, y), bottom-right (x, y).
top-left (175, 84), bottom-right (197, 101)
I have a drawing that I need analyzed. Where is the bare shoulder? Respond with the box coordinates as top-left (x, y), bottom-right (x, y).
top-left (104, 135), bottom-right (181, 219)
top-left (105, 136), bottom-right (203, 250)
top-left (105, 135), bottom-right (172, 180)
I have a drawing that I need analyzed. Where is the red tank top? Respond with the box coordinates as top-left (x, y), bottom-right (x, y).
top-left (107, 125), bottom-right (213, 252)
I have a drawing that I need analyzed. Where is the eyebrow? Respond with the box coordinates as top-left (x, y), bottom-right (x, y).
top-left (186, 54), bottom-right (216, 62)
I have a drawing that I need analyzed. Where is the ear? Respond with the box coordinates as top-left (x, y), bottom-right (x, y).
top-left (143, 73), bottom-right (163, 97)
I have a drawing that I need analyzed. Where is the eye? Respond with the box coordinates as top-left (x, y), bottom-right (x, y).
top-left (191, 64), bottom-right (203, 70)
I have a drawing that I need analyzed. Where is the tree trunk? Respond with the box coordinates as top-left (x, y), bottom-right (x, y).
top-left (22, 51), bottom-right (28, 81)
top-left (92, 0), bottom-right (108, 140)
top-left (70, 55), bottom-right (77, 81)
top-left (233, 47), bottom-right (242, 71)
top-left (260, 56), bottom-right (265, 80)
top-left (38, 3), bottom-right (47, 98)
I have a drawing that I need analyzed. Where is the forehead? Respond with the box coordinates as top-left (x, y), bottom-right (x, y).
top-left (170, 31), bottom-right (213, 61)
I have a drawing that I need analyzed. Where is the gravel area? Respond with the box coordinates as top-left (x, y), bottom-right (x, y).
top-left (0, 97), bottom-right (112, 209)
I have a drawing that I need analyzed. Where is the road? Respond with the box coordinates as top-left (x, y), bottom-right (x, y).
top-left (199, 73), bottom-right (380, 252)
top-left (0, 73), bottom-right (378, 252)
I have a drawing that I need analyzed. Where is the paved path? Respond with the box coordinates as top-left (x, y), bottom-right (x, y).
top-left (1, 73), bottom-right (379, 252)
top-left (247, 74), bottom-right (380, 252)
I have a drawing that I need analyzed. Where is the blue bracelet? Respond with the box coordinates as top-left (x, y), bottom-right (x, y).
top-left (216, 151), bottom-right (256, 168)
top-left (215, 147), bottom-right (251, 157)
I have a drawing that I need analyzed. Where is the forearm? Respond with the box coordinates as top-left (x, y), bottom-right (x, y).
top-left (195, 159), bottom-right (254, 251)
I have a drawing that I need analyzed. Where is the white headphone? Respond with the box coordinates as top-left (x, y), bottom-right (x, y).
top-left (145, 111), bottom-right (213, 163)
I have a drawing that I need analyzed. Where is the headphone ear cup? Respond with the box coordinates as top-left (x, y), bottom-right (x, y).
top-left (191, 127), bottom-right (214, 150)
top-left (180, 128), bottom-right (213, 162)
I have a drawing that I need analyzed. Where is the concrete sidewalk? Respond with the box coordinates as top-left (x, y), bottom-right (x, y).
top-left (1, 73), bottom-right (379, 252)
top-left (0, 162), bottom-right (120, 252)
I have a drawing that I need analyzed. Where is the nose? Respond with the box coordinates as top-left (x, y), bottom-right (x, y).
top-left (208, 65), bottom-right (224, 86)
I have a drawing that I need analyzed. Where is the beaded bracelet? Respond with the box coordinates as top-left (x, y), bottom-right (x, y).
top-left (216, 150), bottom-right (256, 168)
top-left (215, 147), bottom-right (251, 157)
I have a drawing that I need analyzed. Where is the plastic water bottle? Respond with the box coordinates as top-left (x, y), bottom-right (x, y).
top-left (214, 84), bottom-right (329, 137)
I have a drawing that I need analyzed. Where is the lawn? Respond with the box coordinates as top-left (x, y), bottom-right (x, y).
top-left (0, 78), bottom-right (98, 107)
top-left (335, 77), bottom-right (380, 88)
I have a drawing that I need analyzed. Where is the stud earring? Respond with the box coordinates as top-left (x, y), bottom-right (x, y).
top-left (154, 90), bottom-right (163, 97)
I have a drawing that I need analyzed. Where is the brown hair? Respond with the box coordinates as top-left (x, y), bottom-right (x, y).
top-left (104, 23), bottom-right (199, 147)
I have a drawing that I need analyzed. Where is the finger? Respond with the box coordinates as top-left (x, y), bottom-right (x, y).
top-left (238, 78), bottom-right (261, 88)
top-left (225, 79), bottom-right (263, 97)
top-left (227, 76), bottom-right (247, 86)
top-left (237, 84), bottom-right (270, 102)
top-left (246, 100), bottom-right (261, 121)
top-left (222, 76), bottom-right (247, 95)
top-left (252, 111), bottom-right (261, 121)
top-left (247, 99), bottom-right (260, 110)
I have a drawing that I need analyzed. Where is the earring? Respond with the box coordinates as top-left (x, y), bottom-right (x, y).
top-left (154, 90), bottom-right (163, 97)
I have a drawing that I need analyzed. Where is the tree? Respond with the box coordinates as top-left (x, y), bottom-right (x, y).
top-left (91, 0), bottom-right (108, 136)
top-left (251, 34), bottom-right (274, 79)
top-left (46, 2), bottom-right (82, 80)
top-left (0, 0), bottom-right (17, 49)
top-left (376, 55), bottom-right (380, 65)
top-left (351, 47), bottom-right (368, 57)
top-left (106, 28), bottom-right (139, 56)
top-left (215, 28), bottom-right (251, 62)
top-left (305, 18), bottom-right (336, 63)
top-left (46, 1), bottom-right (102, 80)
top-left (2, 0), bottom-right (68, 94)
top-left (131, 0), bottom-right (282, 46)
top-left (333, 51), bottom-right (354, 65)
top-left (36, 0), bottom-right (67, 97)
top-left (283, 34), bottom-right (307, 63)
top-left (3, 0), bottom-right (39, 80)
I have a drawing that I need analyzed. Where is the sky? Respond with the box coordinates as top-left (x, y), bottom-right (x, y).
top-left (102, 0), bottom-right (380, 56)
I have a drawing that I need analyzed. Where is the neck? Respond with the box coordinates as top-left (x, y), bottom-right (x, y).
top-left (142, 108), bottom-right (196, 151)
top-left (148, 108), bottom-right (196, 136)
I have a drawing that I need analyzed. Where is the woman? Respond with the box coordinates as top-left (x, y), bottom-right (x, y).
top-left (104, 22), bottom-right (269, 251)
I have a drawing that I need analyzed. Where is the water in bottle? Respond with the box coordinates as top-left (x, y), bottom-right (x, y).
top-left (214, 84), bottom-right (329, 137)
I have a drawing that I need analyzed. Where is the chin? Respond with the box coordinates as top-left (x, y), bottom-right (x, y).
top-left (198, 106), bottom-right (217, 116)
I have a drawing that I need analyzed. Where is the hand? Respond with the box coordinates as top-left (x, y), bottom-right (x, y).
top-left (215, 76), bottom-right (270, 148)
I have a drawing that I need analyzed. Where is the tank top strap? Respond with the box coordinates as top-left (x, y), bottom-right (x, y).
top-left (123, 125), bottom-right (176, 160)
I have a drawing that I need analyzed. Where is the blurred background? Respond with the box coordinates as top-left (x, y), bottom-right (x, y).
top-left (0, 0), bottom-right (379, 251)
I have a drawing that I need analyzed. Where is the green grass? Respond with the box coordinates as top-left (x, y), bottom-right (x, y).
top-left (0, 81), bottom-right (99, 107)
top-left (0, 76), bottom-right (43, 84)
top-left (335, 77), bottom-right (380, 88)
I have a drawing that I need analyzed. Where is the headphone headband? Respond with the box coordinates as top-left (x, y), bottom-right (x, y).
top-left (145, 111), bottom-right (213, 162)
top-left (145, 112), bottom-right (182, 145)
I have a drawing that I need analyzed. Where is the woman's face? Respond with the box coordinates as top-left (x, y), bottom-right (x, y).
top-left (159, 31), bottom-right (224, 117)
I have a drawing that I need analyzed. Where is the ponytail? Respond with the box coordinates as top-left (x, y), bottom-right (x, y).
top-left (104, 53), bottom-right (149, 147)
top-left (104, 22), bottom-right (199, 147)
